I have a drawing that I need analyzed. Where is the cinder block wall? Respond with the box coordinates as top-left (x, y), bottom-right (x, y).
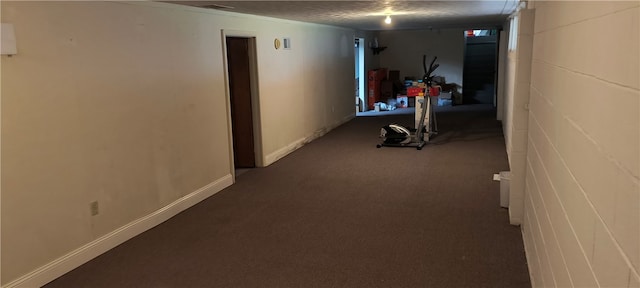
top-left (523, 1), bottom-right (639, 287)
top-left (505, 8), bottom-right (535, 226)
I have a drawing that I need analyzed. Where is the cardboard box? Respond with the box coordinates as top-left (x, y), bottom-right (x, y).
top-left (409, 97), bottom-right (416, 107)
top-left (368, 68), bottom-right (388, 82)
top-left (368, 80), bottom-right (381, 110)
top-left (407, 87), bottom-right (423, 97)
top-left (380, 80), bottom-right (394, 100)
top-left (439, 91), bottom-right (452, 99)
top-left (396, 96), bottom-right (408, 108)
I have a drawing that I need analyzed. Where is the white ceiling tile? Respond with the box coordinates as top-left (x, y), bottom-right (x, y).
top-left (165, 1), bottom-right (519, 30)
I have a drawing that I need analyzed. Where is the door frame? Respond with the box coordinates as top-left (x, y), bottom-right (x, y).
top-left (462, 32), bottom-right (498, 105)
top-left (355, 37), bottom-right (365, 113)
top-left (221, 30), bottom-right (263, 180)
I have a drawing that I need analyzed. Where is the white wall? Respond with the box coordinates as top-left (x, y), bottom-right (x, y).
top-left (523, 1), bottom-right (639, 287)
top-left (0, 1), bottom-right (355, 286)
top-left (376, 29), bottom-right (464, 88)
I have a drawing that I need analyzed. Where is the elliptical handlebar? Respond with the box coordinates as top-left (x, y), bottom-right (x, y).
top-left (422, 55), bottom-right (439, 85)
top-left (422, 55), bottom-right (427, 78)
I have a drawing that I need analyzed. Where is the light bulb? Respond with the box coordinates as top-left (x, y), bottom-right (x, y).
top-left (385, 15), bottom-right (392, 24)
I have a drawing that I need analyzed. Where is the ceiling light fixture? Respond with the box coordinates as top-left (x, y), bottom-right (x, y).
top-left (384, 15), bottom-right (392, 24)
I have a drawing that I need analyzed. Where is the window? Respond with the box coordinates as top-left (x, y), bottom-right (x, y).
top-left (508, 15), bottom-right (519, 51)
top-left (465, 29), bottom-right (497, 37)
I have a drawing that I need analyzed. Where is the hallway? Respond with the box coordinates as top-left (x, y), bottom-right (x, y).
top-left (46, 107), bottom-right (530, 287)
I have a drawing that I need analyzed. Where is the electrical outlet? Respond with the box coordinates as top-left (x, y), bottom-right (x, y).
top-left (90, 201), bottom-right (99, 216)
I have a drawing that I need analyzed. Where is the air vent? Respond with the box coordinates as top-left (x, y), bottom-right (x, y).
top-left (201, 4), bottom-right (234, 10)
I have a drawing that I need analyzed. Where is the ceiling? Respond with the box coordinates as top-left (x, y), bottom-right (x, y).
top-left (165, 1), bottom-right (521, 31)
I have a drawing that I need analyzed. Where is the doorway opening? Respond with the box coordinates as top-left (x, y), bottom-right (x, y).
top-left (355, 38), bottom-right (365, 113)
top-left (462, 29), bottom-right (498, 106)
top-left (224, 34), bottom-right (263, 177)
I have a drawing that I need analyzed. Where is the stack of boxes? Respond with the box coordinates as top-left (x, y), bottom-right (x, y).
top-left (380, 80), bottom-right (393, 103)
top-left (367, 68), bottom-right (387, 110)
top-left (386, 70), bottom-right (403, 106)
top-left (369, 69), bottom-right (438, 110)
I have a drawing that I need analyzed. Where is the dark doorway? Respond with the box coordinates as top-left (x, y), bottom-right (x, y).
top-left (226, 37), bottom-right (255, 168)
top-left (463, 32), bottom-right (498, 105)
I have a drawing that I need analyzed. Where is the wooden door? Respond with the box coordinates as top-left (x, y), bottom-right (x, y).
top-left (226, 37), bottom-right (255, 168)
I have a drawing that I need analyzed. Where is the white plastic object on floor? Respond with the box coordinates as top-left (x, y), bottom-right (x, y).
top-left (499, 171), bottom-right (510, 208)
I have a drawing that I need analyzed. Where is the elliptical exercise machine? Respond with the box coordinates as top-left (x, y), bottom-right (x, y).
top-left (376, 55), bottom-right (439, 150)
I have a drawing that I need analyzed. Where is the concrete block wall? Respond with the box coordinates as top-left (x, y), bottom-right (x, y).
top-left (507, 8), bottom-right (536, 226)
top-left (523, 1), bottom-right (639, 287)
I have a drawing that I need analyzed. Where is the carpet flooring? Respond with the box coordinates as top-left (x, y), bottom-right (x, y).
top-left (45, 104), bottom-right (531, 288)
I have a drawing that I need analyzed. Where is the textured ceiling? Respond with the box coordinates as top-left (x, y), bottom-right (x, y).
top-left (165, 1), bottom-right (521, 30)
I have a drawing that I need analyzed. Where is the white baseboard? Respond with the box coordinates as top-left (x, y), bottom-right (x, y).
top-left (4, 174), bottom-right (233, 288)
top-left (509, 208), bottom-right (522, 226)
top-left (339, 114), bottom-right (355, 127)
top-left (520, 219), bottom-right (535, 287)
top-left (264, 114), bottom-right (354, 166)
top-left (264, 136), bottom-right (308, 166)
